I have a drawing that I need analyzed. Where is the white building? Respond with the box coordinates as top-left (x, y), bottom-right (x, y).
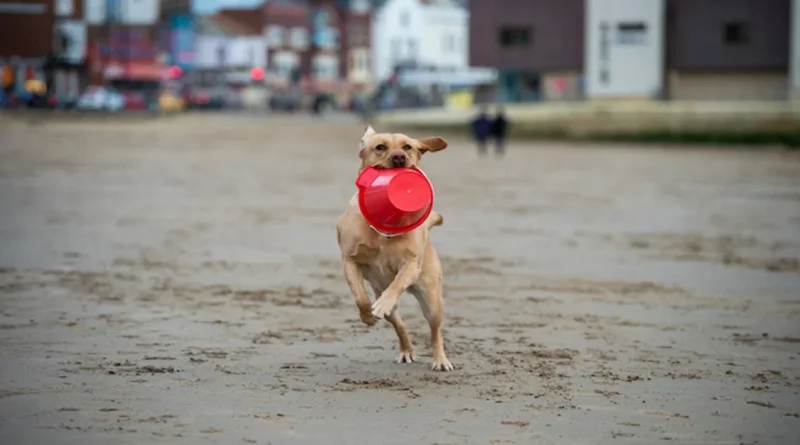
top-left (196, 18), bottom-right (267, 79)
top-left (372, 0), bottom-right (469, 82)
top-left (584, 0), bottom-right (665, 99)
top-left (192, 13), bottom-right (268, 110)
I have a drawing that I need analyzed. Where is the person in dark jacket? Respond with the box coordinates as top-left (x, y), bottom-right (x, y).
top-left (471, 107), bottom-right (491, 156)
top-left (491, 107), bottom-right (509, 157)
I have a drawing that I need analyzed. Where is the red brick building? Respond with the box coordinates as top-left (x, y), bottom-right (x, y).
top-left (345, 8), bottom-right (371, 88)
top-left (213, 0), bottom-right (373, 92)
top-left (0, 0), bottom-right (88, 97)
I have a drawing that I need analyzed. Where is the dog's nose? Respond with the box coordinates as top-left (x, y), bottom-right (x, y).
top-left (390, 152), bottom-right (407, 167)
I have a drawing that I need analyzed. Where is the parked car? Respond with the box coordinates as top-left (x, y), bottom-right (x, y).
top-left (158, 90), bottom-right (184, 113)
top-left (46, 93), bottom-right (79, 110)
top-left (189, 90), bottom-right (225, 110)
top-left (269, 89), bottom-right (302, 112)
top-left (123, 91), bottom-right (147, 110)
top-left (23, 79), bottom-right (52, 109)
top-left (77, 87), bottom-right (125, 112)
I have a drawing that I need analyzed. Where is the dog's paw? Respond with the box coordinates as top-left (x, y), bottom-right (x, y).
top-left (396, 350), bottom-right (415, 364)
top-left (359, 310), bottom-right (378, 326)
top-left (370, 297), bottom-right (396, 319)
top-left (431, 356), bottom-right (454, 372)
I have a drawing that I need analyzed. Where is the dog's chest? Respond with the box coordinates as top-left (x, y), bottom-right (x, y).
top-left (352, 242), bottom-right (405, 291)
top-left (360, 262), bottom-right (397, 292)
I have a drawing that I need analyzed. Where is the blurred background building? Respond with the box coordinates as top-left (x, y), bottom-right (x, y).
top-left (371, 0), bottom-right (468, 82)
top-left (470, 0), bottom-right (799, 103)
top-left (0, 0), bottom-right (798, 111)
top-left (470, 0), bottom-right (583, 103)
top-left (85, 0), bottom-right (162, 95)
top-left (665, 0), bottom-right (791, 101)
top-left (0, 0), bottom-right (89, 102)
top-left (193, 7), bottom-right (266, 109)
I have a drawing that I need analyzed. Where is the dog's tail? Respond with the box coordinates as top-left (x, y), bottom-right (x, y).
top-left (425, 211), bottom-right (444, 230)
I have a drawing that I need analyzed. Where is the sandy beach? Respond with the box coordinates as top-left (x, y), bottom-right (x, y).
top-left (0, 113), bottom-right (798, 445)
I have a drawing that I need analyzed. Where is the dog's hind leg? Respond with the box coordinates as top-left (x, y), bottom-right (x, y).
top-left (410, 249), bottom-right (453, 371)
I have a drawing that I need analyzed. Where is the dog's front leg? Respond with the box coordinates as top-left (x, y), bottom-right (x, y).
top-left (343, 258), bottom-right (378, 326)
top-left (371, 259), bottom-right (421, 319)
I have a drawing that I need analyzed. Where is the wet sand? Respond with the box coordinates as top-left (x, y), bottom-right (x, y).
top-left (0, 113), bottom-right (798, 445)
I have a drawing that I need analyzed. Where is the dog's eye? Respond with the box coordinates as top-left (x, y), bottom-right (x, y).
top-left (374, 144), bottom-right (387, 152)
top-left (402, 144), bottom-right (412, 151)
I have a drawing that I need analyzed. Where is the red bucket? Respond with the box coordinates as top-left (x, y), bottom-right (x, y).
top-left (355, 166), bottom-right (434, 235)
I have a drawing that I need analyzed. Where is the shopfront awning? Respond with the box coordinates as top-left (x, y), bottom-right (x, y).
top-left (103, 61), bottom-right (164, 81)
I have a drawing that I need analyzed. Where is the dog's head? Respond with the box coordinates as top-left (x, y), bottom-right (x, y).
top-left (358, 126), bottom-right (447, 172)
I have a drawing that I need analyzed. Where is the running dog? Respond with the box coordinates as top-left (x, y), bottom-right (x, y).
top-left (335, 126), bottom-right (453, 371)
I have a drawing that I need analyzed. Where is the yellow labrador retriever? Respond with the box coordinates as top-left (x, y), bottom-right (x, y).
top-left (336, 126), bottom-right (453, 371)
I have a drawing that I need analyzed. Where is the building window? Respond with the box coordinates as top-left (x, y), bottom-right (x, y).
top-left (350, 0), bottom-right (369, 13)
top-left (407, 39), bottom-right (417, 59)
top-left (55, 0), bottom-right (73, 17)
top-left (599, 22), bottom-right (611, 85)
top-left (350, 51), bottom-right (368, 73)
top-left (318, 28), bottom-right (340, 50)
top-left (313, 56), bottom-right (339, 80)
top-left (499, 27), bottom-right (531, 48)
top-left (443, 33), bottom-right (455, 52)
top-left (723, 22), bottom-right (749, 44)
top-left (217, 46), bottom-right (226, 66)
top-left (617, 22), bottom-right (647, 45)
top-left (290, 27), bottom-right (308, 49)
top-left (400, 11), bottom-right (410, 27)
top-left (266, 25), bottom-right (284, 46)
top-left (349, 24), bottom-right (366, 47)
top-left (275, 60), bottom-right (291, 76)
top-left (273, 52), bottom-right (299, 77)
top-left (391, 38), bottom-right (402, 61)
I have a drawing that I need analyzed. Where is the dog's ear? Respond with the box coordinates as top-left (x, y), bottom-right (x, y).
top-left (419, 137), bottom-right (448, 154)
top-left (362, 125), bottom-right (376, 139)
top-left (359, 125), bottom-right (376, 159)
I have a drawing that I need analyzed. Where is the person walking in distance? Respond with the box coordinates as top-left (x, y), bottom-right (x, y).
top-left (471, 106), bottom-right (491, 156)
top-left (491, 106), bottom-right (509, 157)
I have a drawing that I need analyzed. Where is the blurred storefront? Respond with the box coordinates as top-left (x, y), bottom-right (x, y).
top-left (1, 61), bottom-right (44, 97)
top-left (168, 13), bottom-right (195, 71)
top-left (0, 1), bottom-right (51, 98)
top-left (88, 27), bottom-right (163, 99)
top-left (0, 0), bottom-right (88, 102)
top-left (156, 12), bottom-right (195, 94)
